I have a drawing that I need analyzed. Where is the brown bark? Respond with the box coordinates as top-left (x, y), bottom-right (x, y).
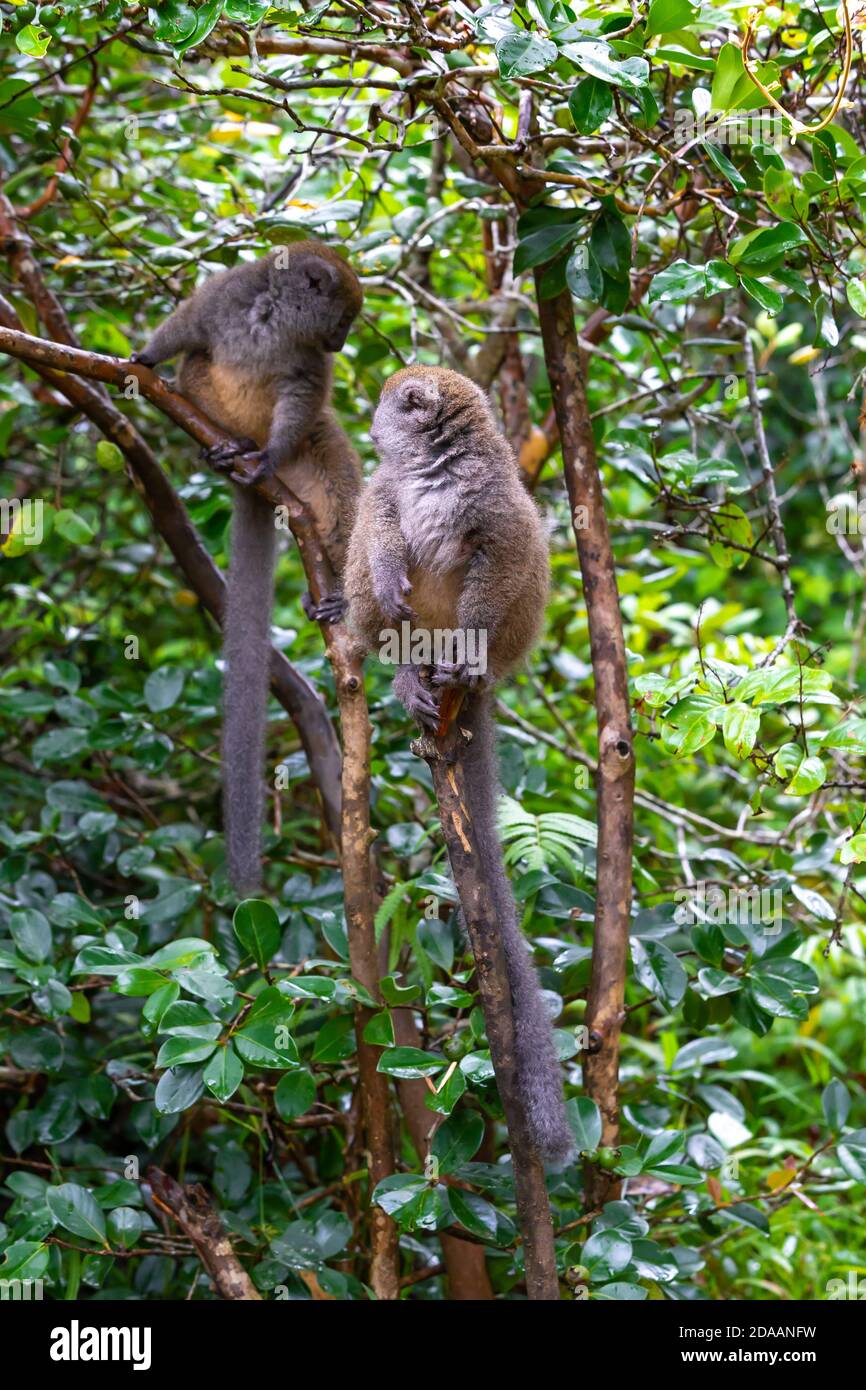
top-left (534, 276), bottom-right (635, 1209)
top-left (147, 1167), bottom-right (261, 1300)
top-left (337, 660), bottom-right (401, 1299)
top-left (414, 722), bottom-right (560, 1300)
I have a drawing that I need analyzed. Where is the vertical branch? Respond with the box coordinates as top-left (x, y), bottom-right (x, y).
top-left (533, 275), bottom-right (635, 1209)
top-left (741, 323), bottom-right (799, 660)
top-left (329, 628), bottom-right (401, 1299)
top-left (415, 722), bottom-right (560, 1301)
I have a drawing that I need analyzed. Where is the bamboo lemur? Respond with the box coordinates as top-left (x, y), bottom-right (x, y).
top-left (133, 243), bottom-right (363, 895)
top-left (344, 366), bottom-right (574, 1167)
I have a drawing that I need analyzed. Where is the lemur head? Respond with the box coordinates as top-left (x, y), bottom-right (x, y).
top-left (371, 365), bottom-right (493, 461)
top-left (268, 241), bottom-right (363, 352)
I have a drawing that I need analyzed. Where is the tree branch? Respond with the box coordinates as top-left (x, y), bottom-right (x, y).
top-left (533, 274), bottom-right (635, 1211)
top-left (147, 1167), bottom-right (261, 1300)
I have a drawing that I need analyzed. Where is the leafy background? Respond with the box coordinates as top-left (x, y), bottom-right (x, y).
top-left (0, 0), bottom-right (865, 1300)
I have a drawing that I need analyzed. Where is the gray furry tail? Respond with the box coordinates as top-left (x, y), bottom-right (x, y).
top-left (460, 694), bottom-right (575, 1168)
top-left (223, 486), bottom-right (278, 896)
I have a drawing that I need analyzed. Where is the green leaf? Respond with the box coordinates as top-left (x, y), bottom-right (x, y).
top-left (10, 908), bottom-right (52, 963)
top-left (448, 1188), bottom-right (502, 1242)
top-left (696, 967), bottom-right (742, 997)
top-left (647, 0), bottom-right (698, 36)
top-left (376, 1046), bottom-right (446, 1079)
top-left (312, 1015), bottom-right (355, 1064)
top-left (565, 42), bottom-right (649, 93)
top-left (590, 209), bottom-right (631, 283)
top-left (107, 1207), bottom-right (142, 1249)
top-left (95, 440), bottom-right (125, 471)
top-left (514, 221), bottom-right (583, 274)
top-left (203, 1044), bottom-right (243, 1102)
top-left (143, 665), bottom-right (185, 713)
top-left (568, 77), bottom-right (613, 135)
top-left (54, 509), bottom-right (94, 544)
top-left (568, 1096), bottom-right (602, 1152)
top-left (837, 1129), bottom-right (866, 1182)
top-left (787, 756), bottom-right (826, 797)
top-left (496, 31), bottom-right (557, 79)
top-left (846, 279), bottom-right (866, 317)
top-left (840, 833), bottom-right (866, 865)
top-left (631, 937), bottom-right (687, 1008)
top-left (583, 1229), bottom-right (633, 1278)
top-left (175, 0), bottom-right (224, 56)
top-left (431, 1110), bottom-right (485, 1173)
top-left (158, 1001), bottom-right (222, 1039)
top-left (740, 275), bottom-right (783, 315)
top-left (671, 1037), bottom-right (737, 1071)
top-left (154, 1064), bottom-right (205, 1114)
top-left (708, 502), bottom-right (753, 570)
top-left (232, 899), bottom-right (281, 971)
top-left (822, 1078), bottom-right (850, 1130)
top-left (362, 1009), bottom-right (395, 1046)
top-left (275, 1069), bottom-right (317, 1120)
top-left (151, 1), bottom-right (197, 45)
top-left (46, 1183), bottom-right (107, 1246)
top-left (721, 703), bottom-right (760, 759)
top-left (425, 1064), bottom-right (466, 1115)
top-left (235, 1019), bottom-right (299, 1069)
top-left (648, 259), bottom-right (706, 304)
top-left (156, 1035), bottom-right (218, 1068)
top-left (731, 222), bottom-right (808, 269)
top-left (16, 23), bottom-right (51, 57)
top-left (701, 141), bottom-right (746, 192)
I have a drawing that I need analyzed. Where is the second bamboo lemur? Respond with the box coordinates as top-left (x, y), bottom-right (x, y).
top-left (344, 366), bottom-right (574, 1167)
top-left (134, 243), bottom-right (363, 895)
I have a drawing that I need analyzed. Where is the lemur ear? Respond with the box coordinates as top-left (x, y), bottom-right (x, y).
top-left (275, 248), bottom-right (338, 294)
top-left (397, 378), bottom-right (438, 412)
top-left (300, 256), bottom-right (339, 294)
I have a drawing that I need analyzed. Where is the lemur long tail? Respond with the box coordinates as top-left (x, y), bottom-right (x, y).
top-left (223, 487), bottom-right (278, 895)
top-left (459, 693), bottom-right (575, 1168)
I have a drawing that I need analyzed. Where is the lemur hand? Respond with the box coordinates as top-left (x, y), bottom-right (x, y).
top-left (431, 661), bottom-right (488, 693)
top-left (376, 571), bottom-right (414, 622)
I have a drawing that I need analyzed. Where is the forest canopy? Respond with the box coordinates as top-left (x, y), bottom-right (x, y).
top-left (0, 0), bottom-right (865, 1305)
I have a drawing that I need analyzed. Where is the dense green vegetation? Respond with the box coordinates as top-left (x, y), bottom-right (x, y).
top-left (0, 0), bottom-right (864, 1301)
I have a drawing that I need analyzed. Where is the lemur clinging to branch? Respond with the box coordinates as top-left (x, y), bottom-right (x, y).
top-left (134, 242), bottom-right (363, 895)
top-left (344, 365), bottom-right (574, 1166)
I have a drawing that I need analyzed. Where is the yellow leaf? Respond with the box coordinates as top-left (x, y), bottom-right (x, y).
top-left (767, 1169), bottom-right (794, 1191)
top-left (788, 346), bottom-right (822, 366)
top-left (54, 255), bottom-right (82, 269)
top-left (172, 590), bottom-right (199, 609)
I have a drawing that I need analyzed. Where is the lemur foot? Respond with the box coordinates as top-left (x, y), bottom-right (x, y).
top-left (129, 350), bottom-right (157, 368)
top-left (431, 661), bottom-right (488, 692)
top-left (377, 572), bottom-right (415, 622)
top-left (393, 667), bottom-right (440, 732)
top-left (302, 590), bottom-right (346, 624)
top-left (204, 438), bottom-right (259, 472)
